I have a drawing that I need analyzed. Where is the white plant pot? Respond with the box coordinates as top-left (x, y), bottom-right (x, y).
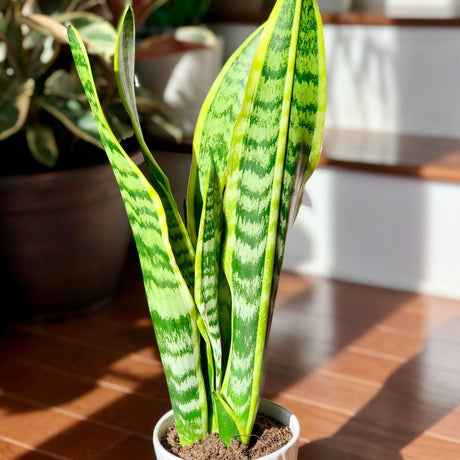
top-left (136, 27), bottom-right (224, 140)
top-left (153, 399), bottom-right (300, 460)
top-left (317, 0), bottom-right (352, 14)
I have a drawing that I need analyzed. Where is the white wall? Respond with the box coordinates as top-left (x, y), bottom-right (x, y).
top-left (323, 24), bottom-right (460, 138)
top-left (212, 22), bottom-right (460, 138)
top-left (284, 168), bottom-right (460, 299)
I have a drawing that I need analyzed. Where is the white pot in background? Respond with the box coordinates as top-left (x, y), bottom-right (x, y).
top-left (317, 0), bottom-right (352, 14)
top-left (385, 0), bottom-right (460, 18)
top-left (136, 27), bottom-right (224, 140)
top-left (153, 399), bottom-right (300, 460)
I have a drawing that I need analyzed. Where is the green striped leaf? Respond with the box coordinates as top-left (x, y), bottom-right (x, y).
top-left (268, 0), bottom-right (326, 332)
top-left (220, 0), bottom-right (325, 440)
top-left (213, 391), bottom-right (247, 446)
top-left (194, 160), bottom-right (225, 433)
top-left (115, 5), bottom-right (195, 291)
top-left (195, 160), bottom-right (224, 393)
top-left (187, 25), bottom-right (263, 245)
top-left (67, 24), bottom-right (208, 445)
top-left (67, 0), bottom-right (326, 448)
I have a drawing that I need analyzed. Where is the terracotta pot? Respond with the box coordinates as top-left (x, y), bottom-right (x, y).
top-left (153, 399), bottom-right (300, 460)
top-left (0, 153), bottom-right (142, 322)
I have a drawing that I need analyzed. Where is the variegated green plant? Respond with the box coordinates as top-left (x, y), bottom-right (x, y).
top-left (0, 0), bottom-right (178, 171)
top-left (67, 0), bottom-right (326, 448)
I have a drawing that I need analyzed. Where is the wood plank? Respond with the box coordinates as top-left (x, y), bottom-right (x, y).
top-left (320, 349), bottom-right (402, 385)
top-left (401, 435), bottom-right (460, 460)
top-left (205, 7), bottom-right (460, 27)
top-left (0, 395), bottom-right (127, 460)
top-left (320, 129), bottom-right (460, 182)
top-left (349, 327), bottom-right (424, 362)
top-left (0, 438), bottom-right (58, 460)
top-left (264, 367), bottom-right (379, 415)
top-left (0, 359), bottom-right (170, 439)
top-left (144, 128), bottom-right (460, 182)
top-left (94, 436), bottom-right (156, 460)
top-left (423, 407), bottom-right (460, 449)
top-left (264, 395), bottom-right (351, 442)
top-left (0, 328), bottom-right (167, 399)
top-left (2, 245), bottom-right (460, 458)
top-left (14, 307), bottom-right (161, 362)
top-left (320, 9), bottom-right (460, 27)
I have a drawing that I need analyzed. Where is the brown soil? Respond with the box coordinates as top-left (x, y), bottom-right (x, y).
top-left (161, 414), bottom-right (293, 459)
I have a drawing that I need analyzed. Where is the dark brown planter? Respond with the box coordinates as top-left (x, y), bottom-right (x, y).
top-left (0, 153), bottom-right (142, 322)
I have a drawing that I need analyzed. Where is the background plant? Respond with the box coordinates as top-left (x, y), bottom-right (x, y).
top-left (0, 0), bottom-right (178, 173)
top-left (68, 0), bottom-right (326, 448)
top-left (132, 0), bottom-right (218, 64)
top-left (140, 0), bottom-right (213, 32)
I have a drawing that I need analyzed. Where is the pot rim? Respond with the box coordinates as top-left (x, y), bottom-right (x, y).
top-left (153, 398), bottom-right (300, 460)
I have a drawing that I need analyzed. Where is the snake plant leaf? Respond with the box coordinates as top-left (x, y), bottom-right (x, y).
top-left (194, 159), bottom-right (224, 396)
top-left (220, 0), bottom-right (325, 440)
top-left (114, 5), bottom-right (195, 291)
top-left (278, 0), bottom-right (326, 231)
top-left (0, 73), bottom-right (34, 141)
top-left (67, 24), bottom-right (208, 445)
top-left (25, 123), bottom-right (58, 168)
top-left (268, 0), bottom-right (326, 332)
top-left (114, 6), bottom-right (168, 188)
top-left (187, 25), bottom-right (263, 245)
top-left (213, 392), bottom-right (247, 446)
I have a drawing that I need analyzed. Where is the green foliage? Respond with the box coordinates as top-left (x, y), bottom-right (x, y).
top-left (142, 0), bottom-right (213, 33)
top-left (68, 0), bottom-right (326, 449)
top-left (0, 0), bottom-right (178, 171)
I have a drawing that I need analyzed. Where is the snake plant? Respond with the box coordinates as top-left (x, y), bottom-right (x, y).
top-left (67, 0), bottom-right (325, 448)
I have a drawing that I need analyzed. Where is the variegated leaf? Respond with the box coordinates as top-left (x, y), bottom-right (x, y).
top-left (44, 69), bottom-right (89, 101)
top-left (67, 24), bottom-right (208, 445)
top-left (59, 11), bottom-right (118, 61)
top-left (220, 0), bottom-right (325, 439)
top-left (25, 123), bottom-right (58, 168)
top-left (0, 73), bottom-right (34, 141)
top-left (115, 6), bottom-right (195, 292)
top-left (195, 160), bottom-right (224, 397)
top-left (268, 0), bottom-right (326, 332)
top-left (36, 96), bottom-right (101, 147)
top-left (187, 25), bottom-right (263, 245)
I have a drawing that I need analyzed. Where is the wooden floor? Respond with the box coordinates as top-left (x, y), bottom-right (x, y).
top-left (1, 247), bottom-right (460, 459)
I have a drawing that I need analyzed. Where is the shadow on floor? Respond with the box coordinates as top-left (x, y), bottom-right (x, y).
top-left (1, 246), bottom-right (459, 459)
top-left (297, 317), bottom-right (460, 459)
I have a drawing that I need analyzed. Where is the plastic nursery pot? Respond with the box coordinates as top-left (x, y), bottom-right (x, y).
top-left (153, 399), bottom-right (300, 460)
